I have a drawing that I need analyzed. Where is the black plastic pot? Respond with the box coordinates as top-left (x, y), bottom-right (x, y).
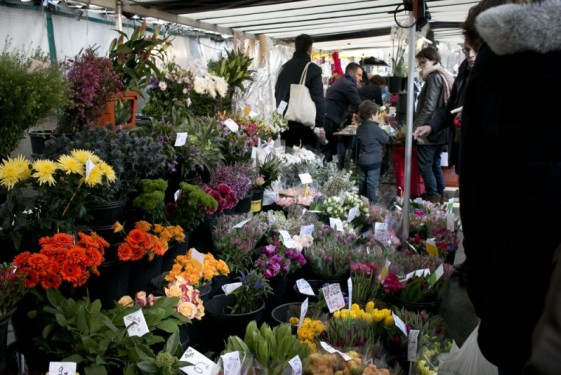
top-left (28, 129), bottom-right (55, 156)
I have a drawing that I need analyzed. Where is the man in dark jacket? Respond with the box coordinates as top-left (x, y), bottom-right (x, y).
top-left (275, 34), bottom-right (325, 149)
top-left (459, 1), bottom-right (561, 373)
top-left (324, 62), bottom-right (362, 168)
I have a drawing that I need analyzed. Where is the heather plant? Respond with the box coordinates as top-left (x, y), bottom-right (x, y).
top-left (211, 214), bottom-right (266, 274)
top-left (59, 47), bottom-right (124, 134)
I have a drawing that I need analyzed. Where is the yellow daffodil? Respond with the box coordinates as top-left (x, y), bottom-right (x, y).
top-left (57, 154), bottom-right (84, 175)
top-left (32, 159), bottom-right (58, 186)
top-left (0, 156), bottom-right (30, 189)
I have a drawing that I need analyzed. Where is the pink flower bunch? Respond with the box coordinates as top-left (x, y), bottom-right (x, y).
top-left (256, 240), bottom-right (307, 279)
top-left (350, 262), bottom-right (378, 275)
top-left (204, 183), bottom-right (238, 213)
top-left (382, 273), bottom-right (403, 294)
top-left (209, 163), bottom-right (256, 200)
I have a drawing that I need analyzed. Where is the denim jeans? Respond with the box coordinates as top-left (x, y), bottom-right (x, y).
top-left (358, 166), bottom-right (381, 204)
top-left (417, 144), bottom-right (445, 195)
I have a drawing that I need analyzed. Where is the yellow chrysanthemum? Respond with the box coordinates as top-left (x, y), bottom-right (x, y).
top-left (32, 159), bottom-right (58, 186)
top-left (98, 161), bottom-right (116, 182)
top-left (0, 156), bottom-right (30, 189)
top-left (84, 165), bottom-right (103, 187)
top-left (57, 154), bottom-right (84, 175)
top-left (70, 149), bottom-right (97, 164)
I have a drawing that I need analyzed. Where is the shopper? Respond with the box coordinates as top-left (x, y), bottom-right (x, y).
top-left (459, 0), bottom-right (561, 373)
top-left (358, 74), bottom-right (384, 105)
top-left (413, 47), bottom-right (454, 203)
top-left (324, 62), bottom-right (363, 168)
top-left (275, 34), bottom-right (325, 148)
top-left (355, 100), bottom-right (389, 204)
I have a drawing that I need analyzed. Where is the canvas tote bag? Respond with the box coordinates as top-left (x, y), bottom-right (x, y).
top-left (284, 62), bottom-right (316, 128)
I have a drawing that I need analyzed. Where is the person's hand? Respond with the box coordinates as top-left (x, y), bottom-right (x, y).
top-left (413, 125), bottom-right (432, 140)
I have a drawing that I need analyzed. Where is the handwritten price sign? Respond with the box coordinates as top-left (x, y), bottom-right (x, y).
top-left (180, 347), bottom-right (216, 375)
top-left (321, 283), bottom-right (345, 313)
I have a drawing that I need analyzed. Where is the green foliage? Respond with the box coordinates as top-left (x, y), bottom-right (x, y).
top-left (132, 179), bottom-right (168, 223)
top-left (33, 288), bottom-right (188, 374)
top-left (230, 270), bottom-right (273, 314)
top-left (0, 41), bottom-right (69, 158)
top-left (168, 182), bottom-right (217, 232)
top-left (208, 49), bottom-right (254, 111)
top-left (224, 321), bottom-right (308, 375)
top-left (257, 154), bottom-right (281, 190)
top-left (109, 21), bottom-right (172, 94)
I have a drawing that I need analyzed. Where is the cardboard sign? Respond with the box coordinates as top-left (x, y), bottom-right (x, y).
top-left (222, 282), bottom-right (242, 295)
top-left (296, 279), bottom-right (315, 296)
top-left (175, 132), bottom-right (188, 147)
top-left (49, 362), bottom-right (76, 375)
top-left (321, 283), bottom-right (345, 313)
top-left (180, 347), bottom-right (217, 375)
top-left (124, 309), bottom-right (149, 337)
top-left (223, 118), bottom-right (239, 132)
top-left (298, 298), bottom-right (308, 329)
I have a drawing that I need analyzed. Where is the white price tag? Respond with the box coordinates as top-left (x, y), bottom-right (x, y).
top-left (296, 279), bottom-right (315, 296)
top-left (319, 341), bottom-right (351, 361)
top-left (428, 264), bottom-right (445, 287)
top-left (277, 100), bottom-right (288, 115)
top-left (347, 277), bottom-right (353, 309)
top-left (299, 224), bottom-right (314, 237)
top-left (124, 309), bottom-right (149, 337)
top-left (298, 173), bottom-right (313, 184)
top-left (374, 222), bottom-right (389, 242)
top-left (405, 268), bottom-right (431, 281)
top-left (175, 132), bottom-right (188, 147)
top-left (222, 282), bottom-right (242, 295)
top-left (321, 283), bottom-right (345, 313)
top-left (223, 118), bottom-right (239, 132)
top-left (446, 212), bottom-right (455, 232)
top-left (329, 218), bottom-right (344, 232)
top-left (49, 362), bottom-right (76, 375)
top-left (85, 158), bottom-right (95, 180)
top-left (190, 248), bottom-right (205, 265)
top-left (221, 351), bottom-right (241, 375)
top-left (288, 355), bottom-right (303, 375)
top-left (180, 347), bottom-right (217, 375)
top-left (279, 230), bottom-right (298, 249)
top-left (298, 298), bottom-right (308, 329)
top-left (407, 330), bottom-right (421, 362)
top-left (174, 189), bottom-right (181, 202)
top-left (446, 198), bottom-right (454, 214)
top-left (392, 312), bottom-right (408, 336)
top-left (347, 205), bottom-right (360, 222)
top-left (233, 218), bottom-right (251, 229)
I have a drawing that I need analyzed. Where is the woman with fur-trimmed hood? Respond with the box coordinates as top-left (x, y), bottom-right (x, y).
top-left (459, 1), bottom-right (561, 373)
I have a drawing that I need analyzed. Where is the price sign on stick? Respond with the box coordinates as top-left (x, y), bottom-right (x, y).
top-left (175, 132), bottom-right (187, 147)
top-left (374, 222), bottom-right (389, 242)
top-left (180, 347), bottom-right (217, 375)
top-left (407, 330), bottom-right (421, 362)
top-left (277, 100), bottom-right (288, 115)
top-left (124, 309), bottom-right (149, 337)
top-left (191, 248), bottom-right (205, 266)
top-left (347, 277), bottom-right (353, 309)
top-left (321, 283), bottom-right (345, 313)
top-left (288, 355), bottom-right (302, 375)
top-left (221, 351), bottom-right (241, 375)
top-left (296, 279), bottom-right (315, 296)
top-left (49, 362), bottom-right (76, 375)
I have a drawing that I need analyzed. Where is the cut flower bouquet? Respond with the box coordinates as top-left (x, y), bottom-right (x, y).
top-left (165, 248), bottom-right (229, 287)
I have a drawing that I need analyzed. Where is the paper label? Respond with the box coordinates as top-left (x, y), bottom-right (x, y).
top-left (374, 222), bottom-right (389, 242)
top-left (405, 268), bottom-right (431, 281)
top-left (279, 229), bottom-right (298, 249)
top-left (85, 158), bottom-right (95, 180)
top-left (299, 224), bottom-right (314, 237)
top-left (180, 347), bottom-right (217, 375)
top-left (124, 309), bottom-right (149, 337)
top-left (321, 283), bottom-right (346, 313)
top-left (298, 173), bottom-right (313, 184)
top-left (298, 298), bottom-right (308, 329)
top-left (221, 351), bottom-right (241, 375)
top-left (296, 279), bottom-right (315, 296)
top-left (319, 341), bottom-right (352, 361)
top-left (425, 238), bottom-right (439, 257)
top-left (278, 100), bottom-right (288, 115)
top-left (446, 198), bottom-right (454, 213)
top-left (347, 277), bottom-right (353, 309)
top-left (49, 362), bottom-right (77, 375)
top-left (407, 330), bottom-right (421, 362)
top-left (174, 189), bottom-right (181, 202)
top-left (223, 118), bottom-right (239, 132)
top-left (191, 248), bottom-right (205, 266)
top-left (222, 282), bottom-right (242, 295)
top-left (446, 212), bottom-right (455, 232)
top-left (288, 355), bottom-right (302, 375)
top-left (347, 206), bottom-right (359, 222)
top-left (329, 218), bottom-right (344, 232)
top-left (175, 132), bottom-right (188, 147)
top-left (251, 147), bottom-right (258, 160)
top-left (233, 218), bottom-right (251, 229)
top-left (392, 312), bottom-right (408, 336)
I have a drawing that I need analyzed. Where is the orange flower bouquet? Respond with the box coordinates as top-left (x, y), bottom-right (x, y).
top-left (114, 220), bottom-right (185, 262)
top-left (165, 248), bottom-right (229, 287)
top-left (12, 232), bottom-right (109, 289)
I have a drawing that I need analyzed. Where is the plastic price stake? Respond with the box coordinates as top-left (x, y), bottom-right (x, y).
top-left (407, 330), bottom-right (421, 362)
top-left (279, 230), bottom-right (298, 249)
top-left (296, 279), bottom-right (315, 296)
top-left (180, 347), bottom-right (217, 375)
top-left (298, 298), bottom-right (308, 329)
top-left (222, 282), bottom-right (242, 295)
top-left (191, 248), bottom-right (205, 266)
top-left (392, 312), bottom-right (408, 336)
top-left (298, 173), bottom-right (313, 184)
top-left (288, 355), bottom-right (302, 375)
top-left (85, 158), bottom-right (95, 180)
top-left (124, 309), bottom-right (149, 337)
top-left (321, 283), bottom-right (345, 313)
top-left (319, 341), bottom-right (351, 361)
top-left (277, 100), bottom-right (288, 115)
top-left (347, 206), bottom-right (359, 222)
top-left (347, 277), bottom-right (353, 309)
top-left (223, 118), bottom-right (239, 132)
top-left (49, 362), bottom-right (77, 375)
top-left (374, 222), bottom-right (389, 242)
top-left (299, 225), bottom-right (314, 237)
top-left (175, 132), bottom-right (187, 147)
top-left (221, 351), bottom-right (241, 375)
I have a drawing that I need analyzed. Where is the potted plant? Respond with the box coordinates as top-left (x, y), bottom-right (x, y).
top-left (131, 178), bottom-right (168, 224)
top-left (0, 44), bottom-right (68, 159)
top-left (389, 25), bottom-right (408, 93)
top-left (58, 46), bottom-right (124, 134)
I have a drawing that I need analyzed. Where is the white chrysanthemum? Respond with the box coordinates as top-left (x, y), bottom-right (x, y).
top-left (213, 75), bottom-right (229, 98)
top-left (193, 76), bottom-right (208, 95)
top-left (186, 98), bottom-right (192, 107)
top-left (206, 77), bottom-right (217, 98)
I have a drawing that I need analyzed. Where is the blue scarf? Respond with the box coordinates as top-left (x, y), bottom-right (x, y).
top-left (343, 73), bottom-right (356, 86)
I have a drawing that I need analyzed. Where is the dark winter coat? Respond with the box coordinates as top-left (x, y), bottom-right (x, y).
top-left (459, 2), bottom-right (561, 372)
top-left (414, 69), bottom-right (449, 145)
top-left (275, 51), bottom-right (325, 128)
top-left (358, 84), bottom-right (383, 106)
top-left (356, 120), bottom-right (390, 167)
top-left (324, 75), bottom-right (361, 132)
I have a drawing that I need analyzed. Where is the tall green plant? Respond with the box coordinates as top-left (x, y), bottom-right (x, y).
top-left (0, 42), bottom-right (68, 159)
top-left (208, 49), bottom-right (254, 111)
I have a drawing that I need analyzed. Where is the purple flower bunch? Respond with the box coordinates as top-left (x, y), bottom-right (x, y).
top-left (255, 239), bottom-right (307, 279)
top-left (208, 162), bottom-right (257, 200)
